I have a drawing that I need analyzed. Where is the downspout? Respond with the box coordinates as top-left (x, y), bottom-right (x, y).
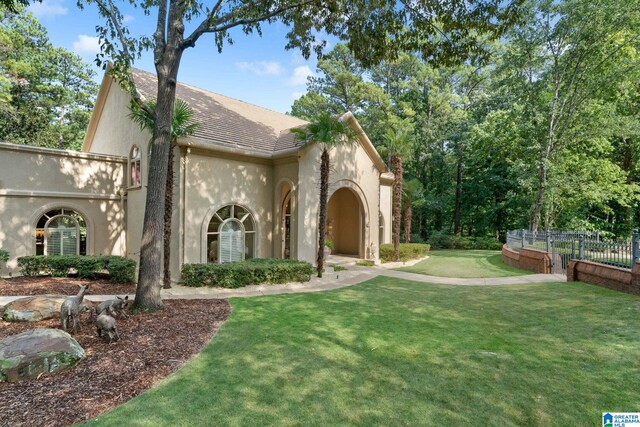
top-left (118, 187), bottom-right (127, 257)
top-left (181, 147), bottom-right (189, 266)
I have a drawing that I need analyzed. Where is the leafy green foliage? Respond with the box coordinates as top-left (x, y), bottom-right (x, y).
top-left (379, 243), bottom-right (430, 262)
top-left (16, 255), bottom-right (136, 283)
top-left (0, 7), bottom-right (98, 150)
top-left (181, 259), bottom-right (315, 288)
top-left (0, 248), bottom-right (9, 264)
top-left (427, 232), bottom-right (502, 250)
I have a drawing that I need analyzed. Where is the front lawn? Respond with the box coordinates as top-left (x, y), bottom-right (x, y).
top-left (87, 277), bottom-right (640, 426)
top-left (397, 249), bottom-right (532, 277)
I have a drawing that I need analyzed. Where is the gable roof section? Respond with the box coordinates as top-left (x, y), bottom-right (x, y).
top-left (133, 68), bottom-right (308, 154)
top-left (83, 67), bottom-right (389, 173)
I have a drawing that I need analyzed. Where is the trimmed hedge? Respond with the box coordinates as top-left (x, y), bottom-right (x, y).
top-left (16, 255), bottom-right (136, 283)
top-left (380, 243), bottom-right (430, 262)
top-left (181, 258), bottom-right (315, 288)
top-left (427, 232), bottom-right (503, 250)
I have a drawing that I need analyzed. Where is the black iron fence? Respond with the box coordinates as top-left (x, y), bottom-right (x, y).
top-left (506, 229), bottom-right (640, 274)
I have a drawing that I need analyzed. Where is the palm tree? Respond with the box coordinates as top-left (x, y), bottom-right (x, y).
top-left (384, 128), bottom-right (413, 261)
top-left (129, 99), bottom-right (199, 289)
top-left (292, 112), bottom-right (357, 278)
top-left (402, 178), bottom-right (424, 243)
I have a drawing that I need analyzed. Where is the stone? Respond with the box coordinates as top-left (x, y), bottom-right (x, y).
top-left (0, 328), bottom-right (85, 382)
top-left (2, 295), bottom-right (67, 322)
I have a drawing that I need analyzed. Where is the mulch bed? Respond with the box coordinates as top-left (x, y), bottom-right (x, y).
top-left (0, 299), bottom-right (231, 427)
top-left (0, 276), bottom-right (135, 296)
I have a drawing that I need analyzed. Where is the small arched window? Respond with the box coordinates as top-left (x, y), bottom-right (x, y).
top-left (379, 212), bottom-right (385, 245)
top-left (35, 208), bottom-right (87, 256)
top-left (129, 145), bottom-right (141, 188)
top-left (206, 204), bottom-right (256, 263)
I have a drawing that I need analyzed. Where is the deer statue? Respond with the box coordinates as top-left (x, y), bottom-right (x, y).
top-left (95, 305), bottom-right (120, 343)
top-left (60, 284), bottom-right (90, 333)
top-left (95, 296), bottom-right (130, 318)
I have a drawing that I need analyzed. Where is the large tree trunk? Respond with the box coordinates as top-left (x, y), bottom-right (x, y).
top-left (317, 148), bottom-right (330, 278)
top-left (163, 143), bottom-right (174, 289)
top-left (391, 154), bottom-right (403, 261)
top-left (403, 199), bottom-right (412, 243)
top-left (453, 156), bottom-right (462, 236)
top-left (529, 161), bottom-right (547, 233)
top-left (134, 49), bottom-right (183, 311)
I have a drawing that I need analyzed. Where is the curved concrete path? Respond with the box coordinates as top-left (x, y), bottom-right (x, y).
top-left (0, 266), bottom-right (566, 307)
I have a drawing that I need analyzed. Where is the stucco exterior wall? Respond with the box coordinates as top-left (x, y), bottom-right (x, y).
top-left (181, 150), bottom-right (274, 265)
top-left (272, 160), bottom-right (299, 261)
top-left (0, 143), bottom-right (126, 275)
top-left (297, 140), bottom-right (382, 263)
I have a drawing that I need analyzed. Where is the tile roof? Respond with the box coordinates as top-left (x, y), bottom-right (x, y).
top-left (131, 68), bottom-right (308, 154)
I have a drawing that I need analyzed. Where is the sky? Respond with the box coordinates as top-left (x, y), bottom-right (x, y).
top-left (28, 0), bottom-right (326, 113)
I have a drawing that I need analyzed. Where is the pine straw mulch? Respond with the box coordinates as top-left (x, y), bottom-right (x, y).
top-left (0, 299), bottom-right (232, 427)
top-left (0, 276), bottom-right (135, 296)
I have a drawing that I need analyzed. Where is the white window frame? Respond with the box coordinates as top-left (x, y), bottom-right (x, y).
top-left (129, 145), bottom-right (142, 189)
top-left (44, 215), bottom-right (80, 256)
top-left (206, 204), bottom-right (256, 263)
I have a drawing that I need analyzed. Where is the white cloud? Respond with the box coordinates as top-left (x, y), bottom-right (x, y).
top-left (28, 0), bottom-right (68, 18)
top-left (235, 61), bottom-right (284, 76)
top-left (123, 14), bottom-right (135, 23)
top-left (72, 35), bottom-right (102, 55)
top-left (289, 66), bottom-right (314, 86)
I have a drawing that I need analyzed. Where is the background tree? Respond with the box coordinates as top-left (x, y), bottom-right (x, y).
top-left (0, 7), bottom-right (97, 150)
top-left (129, 99), bottom-right (199, 289)
top-left (83, 0), bottom-right (520, 310)
top-left (385, 127), bottom-right (413, 261)
top-left (292, 112), bottom-right (356, 277)
top-left (402, 178), bottom-right (424, 242)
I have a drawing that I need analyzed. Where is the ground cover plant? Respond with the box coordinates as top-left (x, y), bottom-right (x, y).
top-left (398, 249), bottom-right (532, 278)
top-left (85, 277), bottom-right (640, 426)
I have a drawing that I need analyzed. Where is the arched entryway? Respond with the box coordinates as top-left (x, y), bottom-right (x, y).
top-left (327, 187), bottom-right (364, 257)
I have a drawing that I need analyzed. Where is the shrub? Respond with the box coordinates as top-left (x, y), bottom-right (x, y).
top-left (181, 258), bottom-right (314, 288)
top-left (355, 260), bottom-right (375, 267)
top-left (427, 232), bottom-right (501, 250)
top-left (380, 243), bottom-right (430, 262)
top-left (15, 255), bottom-right (135, 282)
top-left (324, 239), bottom-right (334, 251)
top-left (105, 257), bottom-right (136, 283)
top-left (0, 248), bottom-right (9, 264)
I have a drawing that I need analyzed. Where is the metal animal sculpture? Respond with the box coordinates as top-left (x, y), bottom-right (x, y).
top-left (60, 285), bottom-right (90, 333)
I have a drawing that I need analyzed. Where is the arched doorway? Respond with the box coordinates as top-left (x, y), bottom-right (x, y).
top-left (327, 187), bottom-right (364, 257)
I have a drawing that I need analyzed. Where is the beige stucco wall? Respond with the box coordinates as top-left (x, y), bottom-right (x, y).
top-left (181, 150), bottom-right (275, 265)
top-left (84, 79), bottom-right (154, 273)
top-left (272, 160), bottom-right (299, 261)
top-left (297, 140), bottom-right (382, 263)
top-left (0, 143), bottom-right (126, 276)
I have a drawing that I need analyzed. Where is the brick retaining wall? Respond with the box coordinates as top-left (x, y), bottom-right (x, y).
top-left (501, 245), bottom-right (552, 274)
top-left (567, 260), bottom-right (640, 295)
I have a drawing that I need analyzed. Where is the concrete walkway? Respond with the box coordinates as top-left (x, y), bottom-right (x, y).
top-left (0, 265), bottom-right (566, 307)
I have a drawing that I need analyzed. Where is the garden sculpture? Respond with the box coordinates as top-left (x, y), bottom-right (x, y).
top-left (95, 305), bottom-right (120, 343)
top-left (96, 296), bottom-right (129, 318)
top-left (60, 285), bottom-right (90, 333)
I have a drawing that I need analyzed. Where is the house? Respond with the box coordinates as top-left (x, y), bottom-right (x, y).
top-left (0, 67), bottom-right (394, 281)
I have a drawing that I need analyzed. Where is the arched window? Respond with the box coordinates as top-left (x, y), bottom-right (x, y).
top-left (129, 145), bottom-right (141, 188)
top-left (35, 208), bottom-right (87, 256)
top-left (379, 212), bottom-right (385, 245)
top-left (206, 204), bottom-right (255, 263)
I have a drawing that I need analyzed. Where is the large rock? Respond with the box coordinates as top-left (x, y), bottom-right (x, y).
top-left (0, 328), bottom-right (85, 382)
top-left (2, 295), bottom-right (66, 322)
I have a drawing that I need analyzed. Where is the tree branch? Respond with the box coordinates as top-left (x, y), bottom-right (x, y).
top-left (181, 0), bottom-right (315, 50)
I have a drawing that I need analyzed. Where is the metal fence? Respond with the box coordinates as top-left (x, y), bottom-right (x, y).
top-left (506, 229), bottom-right (640, 274)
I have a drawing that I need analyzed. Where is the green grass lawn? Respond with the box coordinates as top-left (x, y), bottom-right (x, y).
top-left (86, 277), bottom-right (640, 426)
top-left (397, 249), bottom-right (532, 278)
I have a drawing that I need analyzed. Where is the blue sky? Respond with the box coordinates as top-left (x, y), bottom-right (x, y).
top-left (28, 0), bottom-right (324, 113)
